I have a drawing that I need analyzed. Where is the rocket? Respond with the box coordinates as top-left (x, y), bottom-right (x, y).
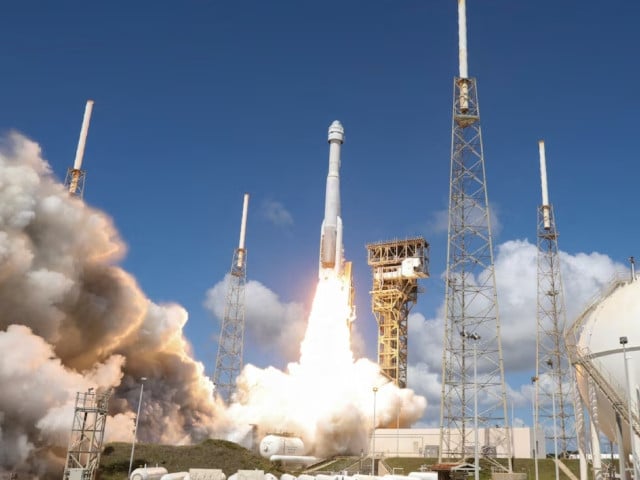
top-left (319, 120), bottom-right (345, 279)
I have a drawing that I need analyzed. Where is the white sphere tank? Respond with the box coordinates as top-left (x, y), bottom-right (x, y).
top-left (574, 278), bottom-right (640, 451)
top-left (259, 435), bottom-right (305, 458)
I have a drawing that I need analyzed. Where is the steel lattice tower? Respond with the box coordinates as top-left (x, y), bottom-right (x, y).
top-left (439, 0), bottom-right (511, 470)
top-left (367, 238), bottom-right (429, 388)
top-left (65, 100), bottom-right (94, 198)
top-left (535, 140), bottom-right (576, 459)
top-left (62, 388), bottom-right (112, 480)
top-left (214, 193), bottom-right (249, 404)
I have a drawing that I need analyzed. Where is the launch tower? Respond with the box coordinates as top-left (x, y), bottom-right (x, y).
top-left (366, 238), bottom-right (429, 388)
top-left (214, 193), bottom-right (250, 404)
top-left (535, 141), bottom-right (576, 461)
top-left (439, 0), bottom-right (511, 470)
top-left (65, 100), bottom-right (94, 198)
top-left (62, 388), bottom-right (112, 480)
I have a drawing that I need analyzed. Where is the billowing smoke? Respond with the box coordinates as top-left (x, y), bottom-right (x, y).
top-left (1, 131), bottom-right (424, 477)
top-left (207, 276), bottom-right (427, 457)
top-left (0, 133), bottom-right (223, 478)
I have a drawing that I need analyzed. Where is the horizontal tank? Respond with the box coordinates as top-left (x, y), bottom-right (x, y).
top-left (570, 276), bottom-right (640, 452)
top-left (259, 435), bottom-right (305, 458)
top-left (131, 467), bottom-right (169, 480)
top-left (160, 473), bottom-right (188, 480)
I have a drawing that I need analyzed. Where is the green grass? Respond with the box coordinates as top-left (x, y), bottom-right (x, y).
top-left (98, 439), bottom-right (284, 480)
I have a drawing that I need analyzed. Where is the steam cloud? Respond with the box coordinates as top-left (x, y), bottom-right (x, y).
top-left (0, 133), bottom-right (223, 478)
top-left (0, 132), bottom-right (426, 478)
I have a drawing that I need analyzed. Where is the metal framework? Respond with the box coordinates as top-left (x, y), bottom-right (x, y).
top-left (536, 203), bottom-right (576, 457)
top-left (65, 168), bottom-right (86, 198)
top-left (213, 194), bottom-right (249, 404)
top-left (439, 77), bottom-right (511, 471)
top-left (213, 247), bottom-right (247, 404)
top-left (62, 389), bottom-right (111, 480)
top-left (366, 238), bottom-right (429, 388)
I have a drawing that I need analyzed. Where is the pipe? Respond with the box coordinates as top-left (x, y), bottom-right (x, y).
top-left (73, 100), bottom-right (94, 170)
top-left (538, 140), bottom-right (551, 229)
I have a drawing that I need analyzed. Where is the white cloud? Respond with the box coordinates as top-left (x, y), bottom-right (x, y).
top-left (261, 199), bottom-right (293, 227)
top-left (406, 238), bottom-right (625, 424)
top-left (204, 276), bottom-right (307, 362)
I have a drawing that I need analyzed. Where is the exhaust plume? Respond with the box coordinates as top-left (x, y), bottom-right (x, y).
top-left (0, 133), bottom-right (222, 478)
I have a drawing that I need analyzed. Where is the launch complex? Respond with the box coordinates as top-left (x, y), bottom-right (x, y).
top-left (47, 2), bottom-right (640, 480)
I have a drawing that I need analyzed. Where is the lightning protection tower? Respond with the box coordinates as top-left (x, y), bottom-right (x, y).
top-left (214, 193), bottom-right (249, 404)
top-left (439, 0), bottom-right (511, 471)
top-left (62, 388), bottom-right (112, 480)
top-left (65, 100), bottom-right (94, 198)
top-left (535, 141), bottom-right (577, 460)
top-left (366, 237), bottom-right (429, 388)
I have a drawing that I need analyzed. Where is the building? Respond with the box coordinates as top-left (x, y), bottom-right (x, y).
top-left (371, 428), bottom-right (544, 459)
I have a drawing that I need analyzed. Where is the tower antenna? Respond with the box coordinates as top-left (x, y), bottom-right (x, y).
top-left (439, 0), bottom-right (512, 471)
top-left (213, 193), bottom-right (249, 404)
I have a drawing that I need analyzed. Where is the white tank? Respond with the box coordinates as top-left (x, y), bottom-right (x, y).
top-left (130, 467), bottom-right (169, 480)
top-left (572, 277), bottom-right (640, 452)
top-left (280, 474), bottom-right (297, 480)
top-left (160, 473), bottom-right (188, 480)
top-left (259, 435), bottom-right (305, 458)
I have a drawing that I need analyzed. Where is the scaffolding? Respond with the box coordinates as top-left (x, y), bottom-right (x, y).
top-left (62, 388), bottom-right (112, 480)
top-left (535, 186), bottom-right (576, 459)
top-left (213, 194), bottom-right (249, 404)
top-left (367, 237), bottom-right (429, 388)
top-left (438, 74), bottom-right (511, 471)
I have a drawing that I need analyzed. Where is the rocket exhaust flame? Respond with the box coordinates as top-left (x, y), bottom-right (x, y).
top-left (212, 121), bottom-right (426, 458)
top-left (224, 276), bottom-right (426, 458)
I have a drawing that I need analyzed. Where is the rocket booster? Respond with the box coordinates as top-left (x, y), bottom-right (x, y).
top-left (319, 120), bottom-right (345, 279)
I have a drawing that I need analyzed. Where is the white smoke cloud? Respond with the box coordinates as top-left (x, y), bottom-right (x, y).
top-left (407, 238), bottom-right (625, 424)
top-left (205, 277), bottom-right (308, 362)
top-left (0, 133), bottom-right (224, 478)
top-left (219, 277), bottom-right (427, 457)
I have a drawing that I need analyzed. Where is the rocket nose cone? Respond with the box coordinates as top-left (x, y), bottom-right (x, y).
top-left (328, 120), bottom-right (344, 142)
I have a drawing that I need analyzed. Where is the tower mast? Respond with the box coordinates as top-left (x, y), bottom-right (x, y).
top-left (65, 100), bottom-right (94, 197)
top-left (439, 0), bottom-right (511, 470)
top-left (214, 193), bottom-right (249, 404)
top-left (535, 141), bottom-right (576, 459)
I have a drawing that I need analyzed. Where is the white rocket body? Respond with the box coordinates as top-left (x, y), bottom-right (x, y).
top-left (319, 120), bottom-right (345, 279)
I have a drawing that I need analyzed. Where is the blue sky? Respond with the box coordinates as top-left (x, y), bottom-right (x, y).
top-left (1, 0), bottom-right (637, 429)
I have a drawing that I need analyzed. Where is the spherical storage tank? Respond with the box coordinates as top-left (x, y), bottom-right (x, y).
top-left (572, 277), bottom-right (640, 452)
top-left (259, 435), bottom-right (305, 458)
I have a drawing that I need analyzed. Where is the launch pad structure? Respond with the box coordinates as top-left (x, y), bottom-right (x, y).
top-left (439, 0), bottom-right (511, 472)
top-left (535, 141), bottom-right (577, 464)
top-left (62, 388), bottom-right (112, 480)
top-left (366, 237), bottom-right (429, 388)
top-left (214, 193), bottom-right (250, 404)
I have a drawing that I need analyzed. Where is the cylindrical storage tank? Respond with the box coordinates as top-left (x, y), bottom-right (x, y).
top-left (281, 475), bottom-right (297, 480)
top-left (259, 435), bottom-right (305, 458)
top-left (160, 473), bottom-right (188, 480)
top-left (131, 467), bottom-right (169, 480)
top-left (573, 278), bottom-right (640, 453)
top-left (265, 474), bottom-right (278, 480)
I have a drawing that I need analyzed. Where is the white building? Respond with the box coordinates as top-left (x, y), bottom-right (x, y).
top-left (371, 428), bottom-right (544, 459)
